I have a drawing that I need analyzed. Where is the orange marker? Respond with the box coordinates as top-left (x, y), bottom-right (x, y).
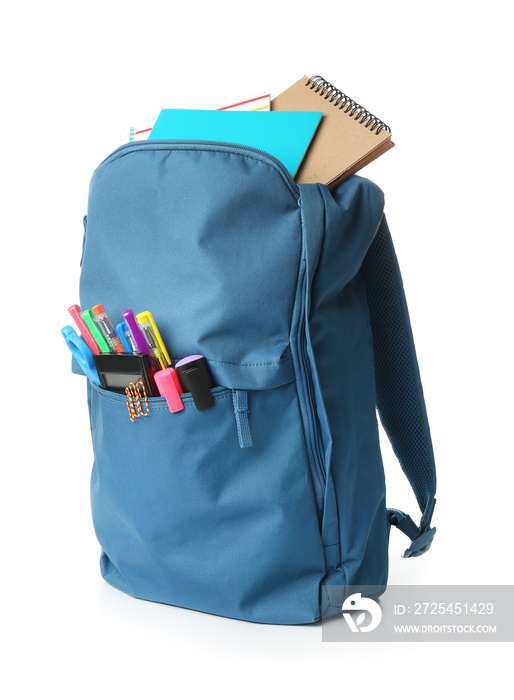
top-left (92, 304), bottom-right (125, 353)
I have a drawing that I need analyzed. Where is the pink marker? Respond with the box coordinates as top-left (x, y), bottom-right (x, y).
top-left (68, 304), bottom-right (101, 354)
top-left (155, 368), bottom-right (184, 413)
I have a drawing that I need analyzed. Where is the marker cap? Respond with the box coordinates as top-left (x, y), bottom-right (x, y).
top-left (155, 368), bottom-right (184, 413)
top-left (175, 355), bottom-right (215, 411)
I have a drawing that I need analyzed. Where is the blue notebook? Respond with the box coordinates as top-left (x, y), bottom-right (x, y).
top-left (149, 109), bottom-right (323, 177)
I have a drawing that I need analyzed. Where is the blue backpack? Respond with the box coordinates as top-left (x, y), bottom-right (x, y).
top-left (77, 140), bottom-right (437, 624)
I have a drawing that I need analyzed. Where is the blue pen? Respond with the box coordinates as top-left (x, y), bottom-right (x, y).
top-left (116, 321), bottom-right (138, 353)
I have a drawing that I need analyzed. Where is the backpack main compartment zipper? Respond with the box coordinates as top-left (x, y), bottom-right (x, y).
top-left (292, 256), bottom-right (327, 519)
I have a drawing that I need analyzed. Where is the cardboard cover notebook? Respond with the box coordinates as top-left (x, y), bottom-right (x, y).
top-left (271, 75), bottom-right (394, 186)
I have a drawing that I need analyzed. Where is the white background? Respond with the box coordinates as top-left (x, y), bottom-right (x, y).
top-left (2, 0), bottom-right (512, 697)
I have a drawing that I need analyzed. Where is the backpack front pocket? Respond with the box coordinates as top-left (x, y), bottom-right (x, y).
top-left (88, 379), bottom-right (326, 624)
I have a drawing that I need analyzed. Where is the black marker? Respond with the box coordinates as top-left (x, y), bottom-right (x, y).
top-left (175, 355), bottom-right (215, 411)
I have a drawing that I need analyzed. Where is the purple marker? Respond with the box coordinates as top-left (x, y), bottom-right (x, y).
top-left (123, 309), bottom-right (151, 356)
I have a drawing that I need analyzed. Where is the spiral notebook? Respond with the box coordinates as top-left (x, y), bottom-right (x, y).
top-left (271, 76), bottom-right (394, 186)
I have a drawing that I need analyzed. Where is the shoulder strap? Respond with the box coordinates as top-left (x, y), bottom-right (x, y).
top-left (361, 216), bottom-right (437, 558)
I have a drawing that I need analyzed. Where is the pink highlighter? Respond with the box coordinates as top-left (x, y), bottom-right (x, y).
top-left (155, 368), bottom-right (184, 413)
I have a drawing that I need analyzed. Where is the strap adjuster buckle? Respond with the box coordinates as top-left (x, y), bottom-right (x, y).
top-left (402, 526), bottom-right (437, 558)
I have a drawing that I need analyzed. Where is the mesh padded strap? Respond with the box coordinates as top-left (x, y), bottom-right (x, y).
top-left (362, 216), bottom-right (437, 557)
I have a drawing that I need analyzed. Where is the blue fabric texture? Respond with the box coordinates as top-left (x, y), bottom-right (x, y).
top-left (79, 140), bottom-right (437, 624)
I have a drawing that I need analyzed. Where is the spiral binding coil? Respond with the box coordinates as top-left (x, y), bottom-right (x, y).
top-left (306, 76), bottom-right (390, 135)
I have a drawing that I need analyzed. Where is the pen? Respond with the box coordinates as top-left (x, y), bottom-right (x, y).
top-left (92, 304), bottom-right (125, 353)
top-left (81, 308), bottom-right (111, 353)
top-left (136, 312), bottom-right (169, 370)
top-left (136, 311), bottom-right (172, 366)
top-left (68, 304), bottom-right (101, 354)
top-left (140, 325), bottom-right (167, 371)
top-left (116, 321), bottom-right (138, 353)
top-left (122, 309), bottom-right (151, 356)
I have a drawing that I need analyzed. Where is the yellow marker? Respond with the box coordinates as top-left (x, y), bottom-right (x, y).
top-left (136, 311), bottom-right (172, 367)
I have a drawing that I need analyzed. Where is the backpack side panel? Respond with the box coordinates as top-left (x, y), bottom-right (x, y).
top-left (299, 177), bottom-right (389, 612)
